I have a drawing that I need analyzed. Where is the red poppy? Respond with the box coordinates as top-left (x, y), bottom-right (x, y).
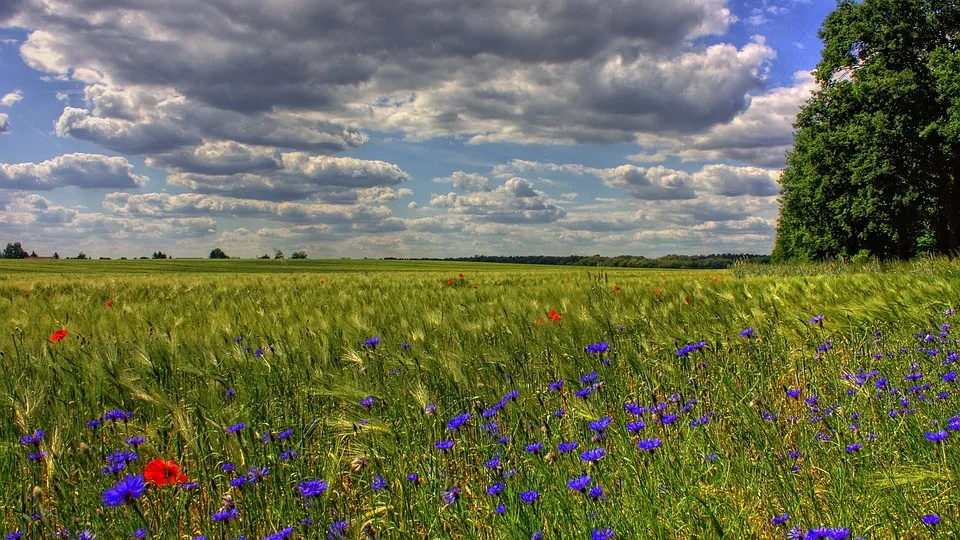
top-left (613, 285), bottom-right (621, 293)
top-left (50, 329), bottom-right (68, 343)
top-left (547, 310), bottom-right (562, 322)
top-left (684, 297), bottom-right (692, 304)
top-left (105, 300), bottom-right (115, 307)
top-left (22, 291), bottom-right (29, 298)
top-left (447, 278), bottom-right (454, 285)
top-left (654, 289), bottom-right (661, 296)
top-left (473, 285), bottom-right (479, 289)
top-left (320, 280), bottom-right (325, 284)
top-left (458, 273), bottom-right (464, 278)
top-left (143, 458), bottom-right (188, 486)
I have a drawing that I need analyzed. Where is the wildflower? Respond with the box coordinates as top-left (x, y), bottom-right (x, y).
top-left (435, 439), bottom-right (454, 451)
top-left (925, 430), bottom-right (949, 442)
top-left (739, 327), bottom-right (755, 338)
top-left (372, 475), bottom-right (387, 491)
top-left (495, 504), bottom-right (506, 514)
top-left (772, 513), bottom-right (790, 526)
top-left (568, 475), bottom-right (591, 492)
top-left (675, 341), bottom-right (707, 357)
top-left (227, 422), bottom-right (245, 434)
top-left (525, 442), bottom-right (544, 454)
top-left (246, 466), bottom-right (269, 483)
top-left (143, 458), bottom-right (187, 486)
top-left (592, 529), bottom-right (614, 540)
top-left (520, 490), bottom-right (540, 504)
top-left (487, 482), bottom-right (505, 496)
top-left (638, 438), bottom-right (661, 452)
top-left (585, 342), bottom-right (609, 355)
top-left (364, 336), bottom-right (380, 347)
top-left (125, 436), bottom-right (145, 448)
top-left (589, 416), bottom-right (612, 432)
top-left (626, 420), bottom-right (646, 432)
top-left (263, 527), bottom-right (294, 540)
top-left (548, 380), bottom-right (565, 391)
top-left (531, 532), bottom-right (543, 540)
top-left (359, 397), bottom-right (375, 408)
top-left (580, 447), bottom-right (605, 462)
top-left (558, 441), bottom-right (578, 453)
top-left (401, 341), bottom-right (410, 349)
top-left (441, 487), bottom-right (460, 504)
top-left (588, 485), bottom-right (604, 500)
top-left (575, 386), bottom-right (593, 398)
top-left (19, 430), bottom-right (44, 446)
top-left (660, 413), bottom-right (678, 425)
top-left (406, 473), bottom-right (420, 484)
top-left (105, 301), bottom-right (115, 307)
top-left (50, 329), bottom-right (68, 343)
top-left (328, 521), bottom-right (349, 539)
top-left (6, 532), bottom-right (24, 540)
top-left (225, 388), bottom-right (236, 398)
top-left (548, 310), bottom-right (562, 322)
top-left (845, 443), bottom-right (862, 453)
top-left (447, 413), bottom-right (471, 431)
top-left (297, 479), bottom-right (328, 498)
top-left (922, 513), bottom-right (941, 526)
top-left (211, 507), bottom-right (239, 522)
top-left (102, 474), bottom-right (146, 506)
top-left (484, 454), bottom-right (501, 469)
top-left (809, 314), bottom-right (824, 325)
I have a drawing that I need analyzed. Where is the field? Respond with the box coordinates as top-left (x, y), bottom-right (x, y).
top-left (2, 259), bottom-right (960, 539)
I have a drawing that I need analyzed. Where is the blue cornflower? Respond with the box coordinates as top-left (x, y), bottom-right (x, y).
top-left (225, 388), bottom-right (236, 398)
top-left (772, 513), bottom-right (790, 526)
top-left (586, 342), bottom-right (609, 354)
top-left (297, 479), bottom-right (328, 497)
top-left (548, 379), bottom-right (565, 391)
top-left (675, 341), bottom-right (707, 357)
top-left (102, 474), bottom-right (146, 506)
top-left (211, 507), bottom-right (239, 522)
top-left (638, 438), bottom-right (661, 452)
top-left (276, 428), bottom-right (293, 440)
top-left (786, 388), bottom-right (801, 399)
top-left (809, 314), bottom-right (824, 325)
top-left (441, 487), bottom-right (460, 504)
top-left (246, 466), bottom-right (269, 483)
top-left (845, 443), bottom-right (862, 453)
top-left (447, 413), bottom-right (471, 431)
top-left (230, 476), bottom-right (248, 487)
top-left (660, 413), bottom-right (678, 425)
top-left (525, 442), bottom-right (543, 454)
top-left (86, 418), bottom-right (103, 428)
top-left (588, 485), bottom-right (604, 500)
top-left (6, 532), bottom-right (24, 540)
top-left (558, 441), bottom-right (578, 453)
top-left (487, 482), bottom-right (505, 496)
top-left (401, 342), bottom-right (410, 349)
top-left (592, 528), bottom-right (614, 540)
top-left (263, 527), bottom-right (294, 540)
top-left (364, 336), bottom-right (381, 347)
top-left (581, 372), bottom-right (598, 384)
top-left (227, 422), bottom-right (246, 434)
top-left (575, 387), bottom-right (594, 398)
top-left (125, 436), bottom-right (145, 447)
top-left (922, 513), bottom-right (941, 526)
top-left (19, 430), bottom-right (43, 446)
top-left (520, 490), bottom-right (540, 504)
top-left (739, 327), bottom-right (754, 338)
top-left (495, 504), bottom-right (506, 515)
top-left (372, 475), bottom-right (387, 491)
top-left (328, 520), bottom-right (349, 539)
top-left (530, 531), bottom-right (543, 540)
top-left (589, 416), bottom-right (612, 432)
top-left (134, 528), bottom-right (148, 539)
top-left (406, 473), bottom-right (420, 484)
top-left (107, 449), bottom-right (139, 464)
top-left (803, 527), bottom-right (850, 539)
top-left (484, 454), bottom-right (501, 469)
top-left (568, 475), bottom-right (591, 492)
top-left (580, 447), bottom-right (605, 462)
top-left (359, 396), bottom-right (375, 408)
top-left (626, 420), bottom-right (646, 432)
top-left (504, 389), bottom-right (520, 401)
top-left (926, 430), bottom-right (949, 442)
top-left (435, 439), bottom-right (454, 451)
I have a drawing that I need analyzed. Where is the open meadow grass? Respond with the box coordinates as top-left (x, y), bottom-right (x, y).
top-left (2, 259), bottom-right (960, 539)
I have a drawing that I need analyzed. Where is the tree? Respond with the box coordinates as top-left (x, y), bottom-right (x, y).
top-left (209, 247), bottom-right (229, 259)
top-left (152, 251), bottom-right (168, 259)
top-left (291, 250), bottom-right (307, 259)
top-left (2, 242), bottom-right (28, 259)
top-left (774, 0), bottom-right (960, 261)
top-left (259, 254), bottom-right (271, 259)
top-left (75, 252), bottom-right (88, 260)
top-left (29, 251), bottom-right (38, 258)
top-left (274, 249), bottom-right (284, 260)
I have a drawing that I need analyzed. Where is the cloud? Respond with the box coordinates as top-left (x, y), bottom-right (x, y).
top-left (164, 153), bottom-right (410, 201)
top-left (429, 177), bottom-right (566, 223)
top-left (103, 192), bottom-right (401, 232)
top-left (594, 164), bottom-right (697, 200)
top-left (0, 153), bottom-right (149, 190)
top-left (0, 113), bottom-right (9, 134)
top-left (691, 164), bottom-right (780, 196)
top-left (145, 141), bottom-right (282, 175)
top-left (12, 0), bottom-right (771, 149)
top-left (1, 90), bottom-right (23, 107)
top-left (433, 171), bottom-right (490, 192)
top-left (636, 71), bottom-right (817, 167)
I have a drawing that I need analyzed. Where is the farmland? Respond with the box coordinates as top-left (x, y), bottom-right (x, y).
top-left (2, 260), bottom-right (960, 539)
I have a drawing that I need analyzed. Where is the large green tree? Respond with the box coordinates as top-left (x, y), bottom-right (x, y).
top-left (774, 0), bottom-right (960, 261)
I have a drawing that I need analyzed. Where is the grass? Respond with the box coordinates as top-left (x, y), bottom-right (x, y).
top-left (1, 260), bottom-right (959, 539)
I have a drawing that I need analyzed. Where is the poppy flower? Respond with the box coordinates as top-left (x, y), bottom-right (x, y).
top-left (143, 458), bottom-right (187, 486)
top-left (548, 310), bottom-right (562, 322)
top-left (320, 280), bottom-right (325, 284)
top-left (473, 285), bottom-right (479, 289)
top-left (105, 301), bottom-right (115, 307)
top-left (458, 273), bottom-right (464, 278)
top-left (654, 289), bottom-right (661, 296)
top-left (684, 297), bottom-right (691, 304)
top-left (447, 278), bottom-right (454, 285)
top-left (22, 291), bottom-right (29, 298)
top-left (613, 285), bottom-right (620, 292)
top-left (50, 329), bottom-right (68, 343)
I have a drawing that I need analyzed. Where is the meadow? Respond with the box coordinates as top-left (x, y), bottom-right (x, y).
top-left (2, 259), bottom-right (960, 539)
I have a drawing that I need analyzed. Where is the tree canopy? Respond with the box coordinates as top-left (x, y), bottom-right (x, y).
top-left (1, 242), bottom-right (28, 259)
top-left (774, 0), bottom-right (960, 261)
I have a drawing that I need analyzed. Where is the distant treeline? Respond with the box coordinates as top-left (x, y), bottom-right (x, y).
top-left (385, 254), bottom-right (770, 269)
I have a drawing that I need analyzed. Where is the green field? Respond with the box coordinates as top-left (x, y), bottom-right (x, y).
top-left (2, 260), bottom-right (960, 539)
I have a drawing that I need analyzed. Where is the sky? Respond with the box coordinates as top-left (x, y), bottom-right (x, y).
top-left (0, 0), bottom-right (835, 259)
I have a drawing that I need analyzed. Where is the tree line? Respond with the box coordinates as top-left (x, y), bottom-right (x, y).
top-left (387, 254), bottom-right (770, 269)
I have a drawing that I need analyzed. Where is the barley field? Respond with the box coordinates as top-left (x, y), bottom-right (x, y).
top-left (2, 259), bottom-right (960, 539)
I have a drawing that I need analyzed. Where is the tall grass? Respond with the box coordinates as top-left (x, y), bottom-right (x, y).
top-left (0, 261), bottom-right (958, 538)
